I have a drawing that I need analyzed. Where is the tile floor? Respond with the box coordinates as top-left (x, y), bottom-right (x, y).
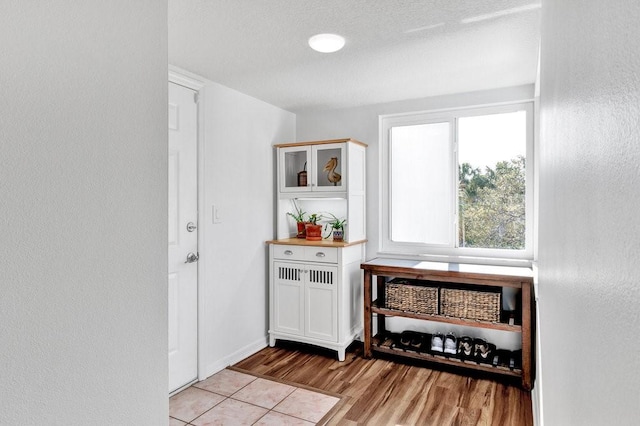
top-left (169, 368), bottom-right (341, 425)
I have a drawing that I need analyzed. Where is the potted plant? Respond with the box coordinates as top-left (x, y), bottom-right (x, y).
top-left (287, 204), bottom-right (307, 238)
top-left (305, 213), bottom-right (324, 241)
top-left (325, 214), bottom-right (347, 242)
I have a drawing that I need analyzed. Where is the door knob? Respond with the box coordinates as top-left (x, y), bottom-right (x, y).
top-left (186, 222), bottom-right (197, 232)
top-left (184, 252), bottom-right (199, 264)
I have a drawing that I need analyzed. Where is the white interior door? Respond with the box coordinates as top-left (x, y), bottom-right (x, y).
top-left (168, 82), bottom-right (198, 393)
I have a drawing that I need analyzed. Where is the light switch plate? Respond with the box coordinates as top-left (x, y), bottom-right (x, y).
top-left (212, 205), bottom-right (221, 224)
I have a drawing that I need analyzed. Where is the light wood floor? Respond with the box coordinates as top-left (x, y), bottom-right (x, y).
top-left (234, 341), bottom-right (533, 426)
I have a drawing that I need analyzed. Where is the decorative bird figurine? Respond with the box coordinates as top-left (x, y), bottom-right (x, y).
top-left (323, 157), bottom-right (342, 186)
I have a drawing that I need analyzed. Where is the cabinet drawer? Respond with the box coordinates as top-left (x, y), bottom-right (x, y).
top-left (273, 245), bottom-right (305, 261)
top-left (304, 247), bottom-right (338, 263)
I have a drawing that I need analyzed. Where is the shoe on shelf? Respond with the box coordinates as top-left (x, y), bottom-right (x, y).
top-left (410, 333), bottom-right (425, 351)
top-left (511, 349), bottom-right (523, 370)
top-left (457, 336), bottom-right (474, 358)
top-left (385, 332), bottom-right (402, 349)
top-left (443, 333), bottom-right (457, 355)
top-left (399, 330), bottom-right (421, 350)
top-left (492, 349), bottom-right (512, 368)
top-left (431, 333), bottom-right (444, 353)
top-left (474, 338), bottom-right (496, 364)
top-left (398, 330), bottom-right (412, 348)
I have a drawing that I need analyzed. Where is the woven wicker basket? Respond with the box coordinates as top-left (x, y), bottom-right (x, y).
top-left (385, 279), bottom-right (438, 315)
top-left (440, 288), bottom-right (501, 322)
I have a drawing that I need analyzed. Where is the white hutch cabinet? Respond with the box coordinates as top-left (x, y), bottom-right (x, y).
top-left (268, 138), bottom-right (367, 361)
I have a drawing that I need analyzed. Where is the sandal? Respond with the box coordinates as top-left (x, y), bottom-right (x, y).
top-left (457, 336), bottom-right (474, 358)
top-left (474, 338), bottom-right (496, 364)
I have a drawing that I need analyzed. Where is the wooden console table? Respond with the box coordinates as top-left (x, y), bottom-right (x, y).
top-left (362, 258), bottom-right (535, 390)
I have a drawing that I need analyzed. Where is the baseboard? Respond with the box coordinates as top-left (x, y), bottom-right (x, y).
top-left (199, 336), bottom-right (269, 381)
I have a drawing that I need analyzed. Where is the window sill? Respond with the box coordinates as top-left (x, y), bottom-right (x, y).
top-left (375, 250), bottom-right (533, 268)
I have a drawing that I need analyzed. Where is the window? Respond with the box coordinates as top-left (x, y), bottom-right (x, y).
top-left (380, 102), bottom-right (534, 260)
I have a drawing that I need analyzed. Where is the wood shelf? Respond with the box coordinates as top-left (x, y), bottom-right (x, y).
top-left (362, 258), bottom-right (535, 390)
top-left (274, 137), bottom-right (368, 148)
top-left (371, 301), bottom-right (522, 332)
top-left (372, 334), bottom-right (522, 379)
top-left (267, 238), bottom-right (368, 248)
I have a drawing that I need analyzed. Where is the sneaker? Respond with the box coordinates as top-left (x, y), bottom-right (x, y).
top-left (443, 333), bottom-right (457, 355)
top-left (431, 333), bottom-right (444, 352)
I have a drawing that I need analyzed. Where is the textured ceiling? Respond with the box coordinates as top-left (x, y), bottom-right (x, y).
top-left (169, 0), bottom-right (540, 113)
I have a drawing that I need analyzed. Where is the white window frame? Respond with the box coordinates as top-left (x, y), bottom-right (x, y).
top-left (379, 101), bottom-right (535, 263)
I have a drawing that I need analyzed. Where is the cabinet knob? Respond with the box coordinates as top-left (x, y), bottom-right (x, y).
top-left (284, 250), bottom-right (293, 255)
top-left (316, 252), bottom-right (326, 257)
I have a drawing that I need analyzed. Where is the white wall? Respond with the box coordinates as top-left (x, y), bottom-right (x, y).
top-left (0, 2), bottom-right (168, 425)
top-left (297, 85), bottom-right (534, 260)
top-left (538, 1), bottom-right (640, 424)
top-left (195, 75), bottom-right (296, 376)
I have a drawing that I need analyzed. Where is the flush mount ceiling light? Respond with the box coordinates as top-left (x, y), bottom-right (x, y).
top-left (308, 33), bottom-right (345, 53)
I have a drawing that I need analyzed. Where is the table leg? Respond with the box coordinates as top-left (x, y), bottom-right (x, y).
top-left (376, 276), bottom-right (386, 337)
top-left (363, 269), bottom-right (372, 358)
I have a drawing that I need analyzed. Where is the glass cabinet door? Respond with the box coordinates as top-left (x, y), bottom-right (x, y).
top-left (313, 144), bottom-right (345, 191)
top-left (280, 146), bottom-right (311, 192)
top-left (279, 143), bottom-right (346, 193)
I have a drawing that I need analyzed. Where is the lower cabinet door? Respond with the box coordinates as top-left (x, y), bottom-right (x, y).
top-left (305, 264), bottom-right (338, 342)
top-left (273, 262), bottom-right (304, 335)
